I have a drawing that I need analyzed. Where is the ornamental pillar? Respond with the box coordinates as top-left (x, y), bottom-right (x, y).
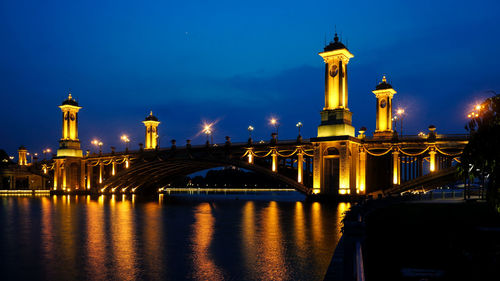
top-left (297, 149), bottom-right (304, 184)
top-left (392, 148), bottom-right (400, 185)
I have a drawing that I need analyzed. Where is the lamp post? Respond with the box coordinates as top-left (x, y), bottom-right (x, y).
top-left (203, 124), bottom-right (213, 145)
top-left (296, 122), bottom-right (303, 136)
top-left (270, 118), bottom-right (279, 139)
top-left (92, 139), bottom-right (103, 154)
top-left (248, 125), bottom-right (254, 139)
top-left (121, 135), bottom-right (130, 152)
top-left (43, 148), bottom-right (51, 159)
top-left (396, 108), bottom-right (405, 137)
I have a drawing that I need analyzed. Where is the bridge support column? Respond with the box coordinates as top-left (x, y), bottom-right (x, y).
top-left (312, 144), bottom-right (321, 194)
top-left (62, 163), bottom-right (67, 190)
top-left (392, 149), bottom-right (400, 185)
top-left (99, 162), bottom-right (103, 184)
top-left (80, 160), bottom-right (86, 190)
top-left (297, 150), bottom-right (304, 184)
top-left (53, 160), bottom-right (59, 190)
top-left (357, 148), bottom-right (366, 194)
top-left (271, 149), bottom-right (277, 172)
top-left (429, 147), bottom-right (436, 172)
top-left (111, 160), bottom-right (116, 176)
top-left (86, 162), bottom-right (92, 190)
top-left (338, 143), bottom-right (351, 195)
top-left (247, 148), bottom-right (254, 164)
top-left (125, 158), bottom-right (129, 169)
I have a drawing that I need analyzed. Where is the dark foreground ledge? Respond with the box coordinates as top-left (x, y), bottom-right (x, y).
top-left (363, 201), bottom-right (500, 280)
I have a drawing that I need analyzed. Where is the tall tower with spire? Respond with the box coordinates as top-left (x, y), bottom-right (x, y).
top-left (57, 92), bottom-right (83, 157)
top-left (317, 33), bottom-right (355, 137)
top-left (373, 75), bottom-right (397, 138)
top-left (311, 34), bottom-right (362, 196)
top-left (143, 111), bottom-right (160, 150)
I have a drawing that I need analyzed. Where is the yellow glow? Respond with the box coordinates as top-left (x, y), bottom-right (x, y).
top-left (317, 123), bottom-right (355, 137)
top-left (338, 189), bottom-right (348, 195)
top-left (125, 159), bottom-right (129, 168)
top-left (429, 150), bottom-right (436, 172)
top-left (270, 118), bottom-right (277, 125)
top-left (271, 152), bottom-right (277, 172)
top-left (357, 149), bottom-right (366, 194)
top-left (393, 151), bottom-right (400, 185)
top-left (99, 163), bottom-right (103, 184)
top-left (18, 148), bottom-right (28, 166)
top-left (248, 153), bottom-right (253, 164)
top-left (396, 108), bottom-right (405, 115)
top-left (143, 118), bottom-right (160, 150)
top-left (319, 47), bottom-right (353, 110)
top-left (191, 203), bottom-right (223, 280)
top-left (297, 152), bottom-right (303, 184)
top-left (259, 201), bottom-right (288, 280)
top-left (120, 134), bottom-right (130, 143)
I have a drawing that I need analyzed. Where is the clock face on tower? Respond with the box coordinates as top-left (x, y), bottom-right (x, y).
top-left (329, 65), bottom-right (338, 77)
top-left (380, 99), bottom-right (387, 108)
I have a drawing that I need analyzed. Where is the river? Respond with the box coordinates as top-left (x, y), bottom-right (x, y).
top-left (0, 192), bottom-right (349, 281)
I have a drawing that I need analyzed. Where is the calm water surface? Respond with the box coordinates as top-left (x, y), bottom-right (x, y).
top-left (0, 192), bottom-right (349, 281)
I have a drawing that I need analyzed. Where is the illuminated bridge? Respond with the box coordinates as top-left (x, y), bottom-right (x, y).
top-left (19, 34), bottom-right (469, 198)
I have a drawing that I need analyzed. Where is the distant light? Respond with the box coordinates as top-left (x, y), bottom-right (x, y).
top-left (296, 122), bottom-right (303, 128)
top-left (396, 108), bottom-right (405, 115)
top-left (248, 125), bottom-right (254, 131)
top-left (121, 134), bottom-right (130, 143)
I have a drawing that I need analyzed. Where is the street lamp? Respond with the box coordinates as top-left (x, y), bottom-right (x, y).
top-left (92, 139), bottom-right (103, 154)
top-left (121, 134), bottom-right (130, 151)
top-left (270, 118), bottom-right (279, 138)
top-left (203, 124), bottom-right (213, 145)
top-left (467, 104), bottom-right (484, 119)
top-left (43, 148), bottom-right (51, 159)
top-left (296, 122), bottom-right (303, 136)
top-left (396, 108), bottom-right (405, 137)
top-left (248, 125), bottom-right (254, 138)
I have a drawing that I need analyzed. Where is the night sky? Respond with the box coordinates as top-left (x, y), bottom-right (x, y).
top-left (1, 0), bottom-right (499, 157)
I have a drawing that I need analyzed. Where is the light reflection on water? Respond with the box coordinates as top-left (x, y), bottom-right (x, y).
top-left (0, 193), bottom-right (349, 281)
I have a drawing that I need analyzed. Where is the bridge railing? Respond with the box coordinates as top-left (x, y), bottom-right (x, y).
top-left (85, 138), bottom-right (313, 159)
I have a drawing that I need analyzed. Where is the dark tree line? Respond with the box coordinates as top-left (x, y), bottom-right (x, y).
top-left (460, 93), bottom-right (500, 211)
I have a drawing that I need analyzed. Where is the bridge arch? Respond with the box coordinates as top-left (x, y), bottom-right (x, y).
top-left (100, 158), bottom-right (311, 194)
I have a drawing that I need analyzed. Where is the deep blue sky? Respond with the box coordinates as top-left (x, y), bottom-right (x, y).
top-left (1, 0), bottom-right (499, 157)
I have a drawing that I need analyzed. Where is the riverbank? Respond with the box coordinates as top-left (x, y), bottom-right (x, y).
top-left (363, 200), bottom-right (500, 280)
